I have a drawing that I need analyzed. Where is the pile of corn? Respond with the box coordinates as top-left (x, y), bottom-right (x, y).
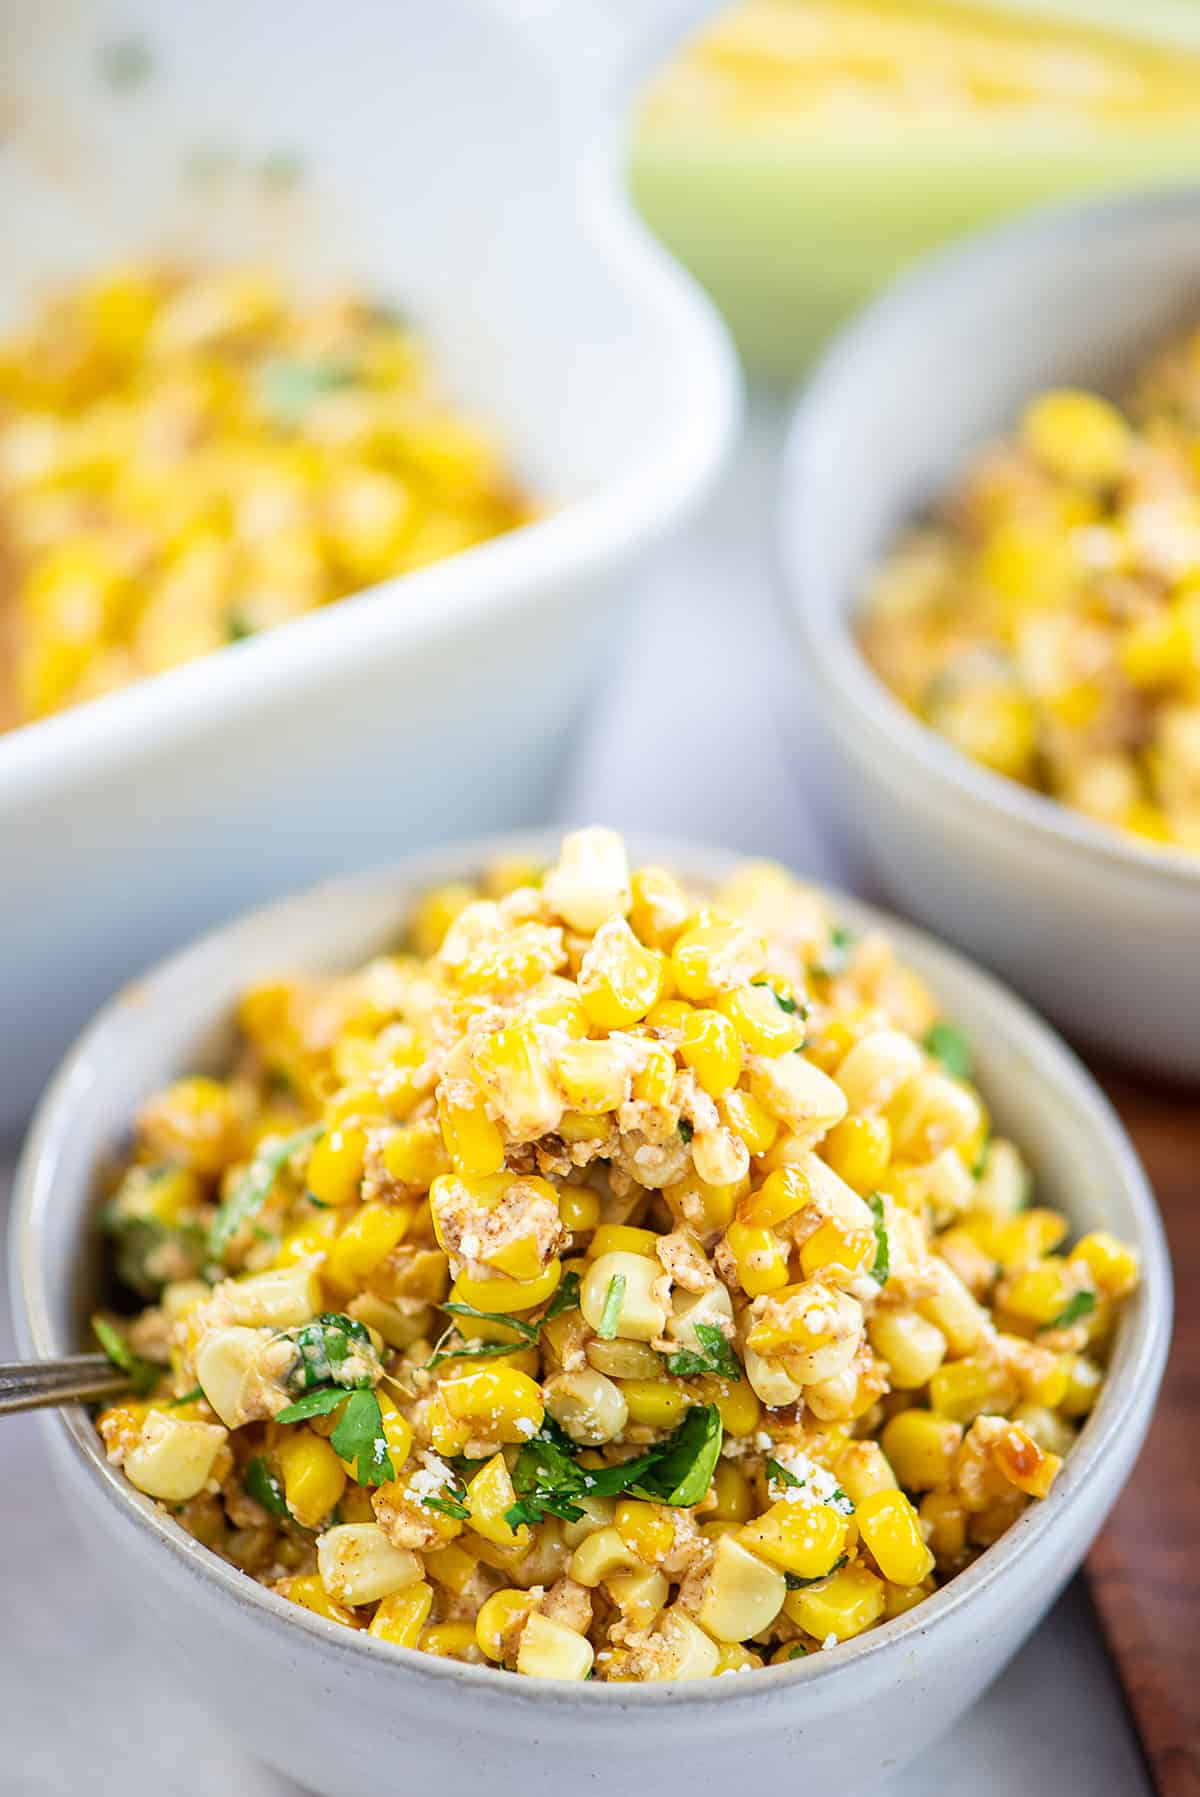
top-left (95, 827), bottom-right (1138, 1680)
top-left (0, 266), bottom-right (531, 730)
top-left (859, 330), bottom-right (1200, 853)
top-left (644, 0), bottom-right (1200, 136)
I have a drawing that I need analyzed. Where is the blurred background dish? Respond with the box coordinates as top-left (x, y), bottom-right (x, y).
top-left (0, 0), bottom-right (739, 1134)
top-left (631, 0), bottom-right (1200, 378)
top-left (778, 187), bottom-right (1200, 1077)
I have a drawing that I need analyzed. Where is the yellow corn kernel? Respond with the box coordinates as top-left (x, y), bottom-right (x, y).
top-left (375, 1393), bottom-right (414, 1473)
top-left (1060, 1354), bottom-right (1104, 1418)
top-left (799, 1218), bottom-right (873, 1282)
top-left (1022, 388), bottom-right (1129, 488)
top-left (987, 1208), bottom-right (1069, 1269)
top-left (138, 1076), bottom-right (242, 1175)
top-left (423, 1541), bottom-right (480, 1596)
top-left (737, 1165), bottom-right (810, 1230)
top-left (679, 1009), bottom-right (743, 1097)
top-left (700, 1374), bottom-right (762, 1438)
top-left (713, 1642), bottom-right (764, 1674)
top-left (855, 1489), bottom-right (935, 1586)
top-left (277, 1573), bottom-right (360, 1630)
top-left (323, 1080), bottom-right (394, 1128)
top-left (629, 865), bottom-right (691, 949)
top-left (472, 1022), bottom-right (561, 1138)
top-left (338, 1485), bottom-right (378, 1525)
top-left (663, 1170), bottom-right (743, 1236)
top-left (382, 1118), bottom-right (450, 1188)
top-left (1070, 1231), bottom-right (1139, 1300)
top-left (999, 1258), bottom-right (1077, 1327)
top-left (475, 1587), bottom-right (537, 1661)
top-left (275, 1429), bottom-right (347, 1529)
top-left (615, 1499), bottom-right (676, 1563)
top-left (274, 1209), bottom-right (339, 1267)
top-left (884, 1580), bottom-right (931, 1619)
top-left (325, 1201), bottom-right (411, 1289)
top-left (632, 1042), bottom-right (678, 1108)
top-left (569, 1525), bottom-right (641, 1586)
top-left (578, 919), bottom-right (665, 1029)
top-left (717, 983), bottom-right (805, 1056)
top-left (418, 1622), bottom-right (481, 1661)
top-left (739, 1501), bottom-right (849, 1580)
top-left (522, 983), bottom-right (589, 1038)
top-left (993, 1422), bottom-right (1062, 1498)
top-left (559, 1187), bottom-right (601, 1234)
top-left (441, 1366), bottom-right (545, 1443)
top-left (646, 997), bottom-right (694, 1035)
top-left (587, 1224), bottom-right (659, 1260)
top-left (306, 1127), bottom-right (367, 1208)
top-left (783, 1562), bottom-right (886, 1643)
top-left (618, 1379), bottom-right (691, 1430)
top-left (710, 1461), bottom-right (754, 1523)
top-left (867, 1307), bottom-right (947, 1390)
top-left (880, 1410), bottom-right (962, 1492)
top-left (451, 1260), bottom-right (562, 1315)
top-left (724, 1220), bottom-right (790, 1296)
top-left (411, 882), bottom-right (478, 957)
top-left (464, 1452), bottom-right (530, 1550)
top-left (369, 1580), bottom-right (434, 1648)
top-left (919, 1490), bottom-right (967, 1559)
top-left (455, 923), bottom-right (565, 998)
top-left (718, 1088), bottom-right (778, 1157)
top-left (553, 1037), bottom-right (630, 1114)
top-left (929, 1357), bottom-right (1017, 1423)
top-left (822, 1114), bottom-right (892, 1193)
top-left (423, 1390), bottom-right (471, 1457)
top-left (1120, 606), bottom-right (1195, 688)
top-left (437, 1091), bottom-right (505, 1179)
top-left (671, 917), bottom-right (767, 1000)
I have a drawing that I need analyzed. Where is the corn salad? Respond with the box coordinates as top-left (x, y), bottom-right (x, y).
top-left (859, 328), bottom-right (1200, 853)
top-left (94, 828), bottom-right (1138, 1681)
top-left (0, 266), bottom-right (532, 730)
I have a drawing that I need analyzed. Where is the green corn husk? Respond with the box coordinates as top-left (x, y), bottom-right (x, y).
top-left (629, 0), bottom-right (1200, 380)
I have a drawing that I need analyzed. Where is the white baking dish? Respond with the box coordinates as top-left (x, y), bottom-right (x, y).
top-left (0, 0), bottom-right (739, 1135)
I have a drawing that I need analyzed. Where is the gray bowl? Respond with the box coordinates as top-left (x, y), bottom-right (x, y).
top-left (778, 188), bottom-right (1200, 1079)
top-left (8, 832), bottom-right (1170, 1797)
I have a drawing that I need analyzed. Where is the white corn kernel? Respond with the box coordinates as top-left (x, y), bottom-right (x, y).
top-left (749, 1054), bottom-right (847, 1141)
top-left (124, 1412), bottom-right (227, 1502)
top-left (317, 1524), bottom-right (423, 1607)
top-left (194, 1325), bottom-right (266, 1428)
top-left (543, 1368), bottom-right (629, 1446)
top-left (743, 1344), bottom-right (803, 1408)
top-left (543, 827), bottom-right (631, 936)
top-left (222, 1264), bottom-right (322, 1330)
top-left (667, 1283), bottom-right (735, 1351)
top-left (581, 1251), bottom-right (668, 1343)
top-left (516, 1612), bottom-right (595, 1681)
top-left (653, 1607), bottom-right (720, 1680)
top-left (695, 1534), bottom-right (786, 1643)
top-left (834, 1029), bottom-right (924, 1113)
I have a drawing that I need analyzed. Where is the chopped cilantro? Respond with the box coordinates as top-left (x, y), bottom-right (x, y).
top-left (283, 1313), bottom-right (376, 1394)
top-left (752, 979), bottom-right (802, 1016)
top-left (92, 1316), bottom-right (161, 1396)
top-left (226, 611), bottom-right (254, 643)
top-left (1050, 1290), bottom-right (1097, 1330)
top-left (678, 1118), bottom-right (694, 1145)
top-left (541, 1270), bottom-right (582, 1324)
top-left (329, 1389), bottom-right (394, 1486)
top-left (424, 1276), bottom-right (581, 1370)
top-left (922, 1020), bottom-right (973, 1080)
top-left (632, 1404), bottom-right (723, 1507)
top-left (258, 357), bottom-right (356, 426)
top-left (274, 1386), bottom-right (350, 1425)
top-left (784, 1555), bottom-right (848, 1590)
top-left (868, 1192), bottom-right (890, 1287)
top-left (441, 1300), bottom-right (540, 1343)
top-left (507, 1405), bottom-right (724, 1526)
top-left (765, 1455), bottom-right (801, 1489)
top-left (208, 1123), bottom-right (324, 1261)
top-left (244, 1456), bottom-right (289, 1519)
top-left (787, 1644), bottom-right (808, 1660)
top-left (596, 1273), bottom-right (626, 1341)
top-left (168, 1385), bottom-right (204, 1408)
top-left (421, 1471), bottom-right (471, 1522)
top-left (666, 1322), bottom-right (742, 1383)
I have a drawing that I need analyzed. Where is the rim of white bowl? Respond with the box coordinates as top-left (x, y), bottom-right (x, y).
top-left (10, 830), bottom-right (1172, 1708)
top-left (777, 183), bottom-right (1200, 892)
top-left (0, 54), bottom-right (740, 809)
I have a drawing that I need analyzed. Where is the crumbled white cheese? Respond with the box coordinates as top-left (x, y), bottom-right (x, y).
top-left (767, 1445), bottom-right (853, 1514)
top-left (407, 1450), bottom-right (455, 1501)
top-left (753, 1430), bottom-right (773, 1451)
top-left (513, 1416), bottom-right (537, 1438)
top-left (459, 1231), bottom-right (482, 1261)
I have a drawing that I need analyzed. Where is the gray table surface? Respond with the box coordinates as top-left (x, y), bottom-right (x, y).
top-left (0, 397), bottom-right (1151, 1796)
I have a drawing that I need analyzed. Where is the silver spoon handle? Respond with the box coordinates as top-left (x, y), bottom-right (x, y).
top-left (0, 1355), bottom-right (134, 1414)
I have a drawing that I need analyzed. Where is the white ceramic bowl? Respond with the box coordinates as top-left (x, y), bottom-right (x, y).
top-left (777, 189), bottom-right (1200, 1079)
top-left (9, 832), bottom-right (1170, 1797)
top-left (0, 0), bottom-right (739, 1135)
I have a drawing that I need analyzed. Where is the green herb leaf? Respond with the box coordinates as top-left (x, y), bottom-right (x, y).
top-left (1050, 1289), bottom-right (1097, 1330)
top-left (168, 1386), bottom-right (204, 1408)
top-left (868, 1192), bottom-right (890, 1287)
top-left (541, 1270), bottom-right (582, 1324)
top-left (922, 1020), bottom-right (973, 1081)
top-left (596, 1273), bottom-right (626, 1341)
top-left (244, 1456), bottom-right (289, 1519)
top-left (665, 1322), bottom-right (742, 1383)
top-left (282, 1312), bottom-right (377, 1394)
top-left (330, 1389), bottom-right (394, 1486)
top-left (258, 357), bottom-right (356, 426)
top-left (752, 979), bottom-right (801, 1016)
top-left (787, 1644), bottom-right (808, 1660)
top-left (765, 1455), bottom-right (801, 1489)
top-left (274, 1386), bottom-right (348, 1425)
top-left (208, 1124), bottom-right (324, 1261)
top-left (423, 1494), bottom-right (471, 1521)
top-left (784, 1555), bottom-right (848, 1590)
top-left (92, 1315), bottom-right (160, 1395)
top-left (632, 1404), bottom-right (723, 1507)
top-left (678, 1118), bottom-right (694, 1145)
top-left (226, 610), bottom-right (254, 643)
top-left (441, 1301), bottom-right (540, 1343)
